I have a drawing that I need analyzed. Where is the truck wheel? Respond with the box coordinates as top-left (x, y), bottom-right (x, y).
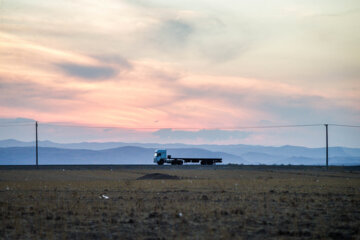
top-left (158, 160), bottom-right (164, 165)
top-left (178, 161), bottom-right (183, 165)
top-left (201, 161), bottom-right (205, 165)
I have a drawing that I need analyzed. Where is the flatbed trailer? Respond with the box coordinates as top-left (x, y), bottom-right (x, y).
top-left (153, 149), bottom-right (222, 165)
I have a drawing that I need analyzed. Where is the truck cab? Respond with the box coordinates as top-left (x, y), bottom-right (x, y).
top-left (153, 149), bottom-right (167, 165)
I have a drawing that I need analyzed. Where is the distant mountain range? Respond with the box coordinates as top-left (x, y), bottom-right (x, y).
top-left (0, 139), bottom-right (359, 165)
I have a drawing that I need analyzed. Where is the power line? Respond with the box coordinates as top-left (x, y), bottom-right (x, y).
top-left (328, 124), bottom-right (360, 128)
top-left (2, 120), bottom-right (358, 169)
top-left (0, 120), bottom-right (35, 127)
top-left (2, 121), bottom-right (359, 129)
top-left (39, 123), bottom-right (323, 130)
top-left (0, 123), bottom-right (35, 127)
top-left (219, 124), bottom-right (323, 129)
top-left (2, 122), bottom-right (359, 130)
top-left (41, 123), bottom-right (200, 129)
top-left (0, 120), bottom-right (35, 124)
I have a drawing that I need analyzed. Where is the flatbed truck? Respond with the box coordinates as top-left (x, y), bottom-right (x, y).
top-left (153, 149), bottom-right (222, 165)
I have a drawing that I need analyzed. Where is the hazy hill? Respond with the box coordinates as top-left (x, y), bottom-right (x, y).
top-left (0, 139), bottom-right (359, 165)
top-left (0, 146), bottom-right (244, 165)
top-left (240, 152), bottom-right (283, 164)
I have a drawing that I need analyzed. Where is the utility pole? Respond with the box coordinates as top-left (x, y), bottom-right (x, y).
top-left (325, 124), bottom-right (328, 170)
top-left (36, 121), bottom-right (38, 168)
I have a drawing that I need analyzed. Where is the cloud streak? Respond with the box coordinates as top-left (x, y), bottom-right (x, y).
top-left (57, 63), bottom-right (117, 80)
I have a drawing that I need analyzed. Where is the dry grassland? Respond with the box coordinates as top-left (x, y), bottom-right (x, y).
top-left (0, 168), bottom-right (359, 239)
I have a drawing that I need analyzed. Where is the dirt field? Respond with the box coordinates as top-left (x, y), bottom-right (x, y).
top-left (0, 166), bottom-right (360, 239)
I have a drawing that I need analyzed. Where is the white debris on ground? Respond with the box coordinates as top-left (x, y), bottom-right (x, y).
top-left (178, 212), bottom-right (183, 217)
top-left (99, 194), bottom-right (109, 200)
top-left (6, 186), bottom-right (10, 191)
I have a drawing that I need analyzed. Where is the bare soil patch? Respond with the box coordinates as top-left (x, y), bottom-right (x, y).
top-left (137, 172), bottom-right (180, 180)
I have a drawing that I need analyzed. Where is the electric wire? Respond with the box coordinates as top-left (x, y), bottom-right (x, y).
top-left (39, 123), bottom-right (324, 130)
top-left (0, 123), bottom-right (35, 127)
top-left (0, 120), bottom-right (35, 124)
top-left (1, 122), bottom-right (359, 129)
top-left (328, 124), bottom-right (360, 128)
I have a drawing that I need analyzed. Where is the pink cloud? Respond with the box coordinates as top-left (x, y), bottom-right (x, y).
top-left (1, 31), bottom-right (359, 133)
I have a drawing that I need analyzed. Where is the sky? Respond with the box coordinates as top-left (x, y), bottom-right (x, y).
top-left (0, 0), bottom-right (359, 146)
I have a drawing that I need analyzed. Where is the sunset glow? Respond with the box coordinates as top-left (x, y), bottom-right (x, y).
top-left (1, 0), bottom-right (359, 145)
